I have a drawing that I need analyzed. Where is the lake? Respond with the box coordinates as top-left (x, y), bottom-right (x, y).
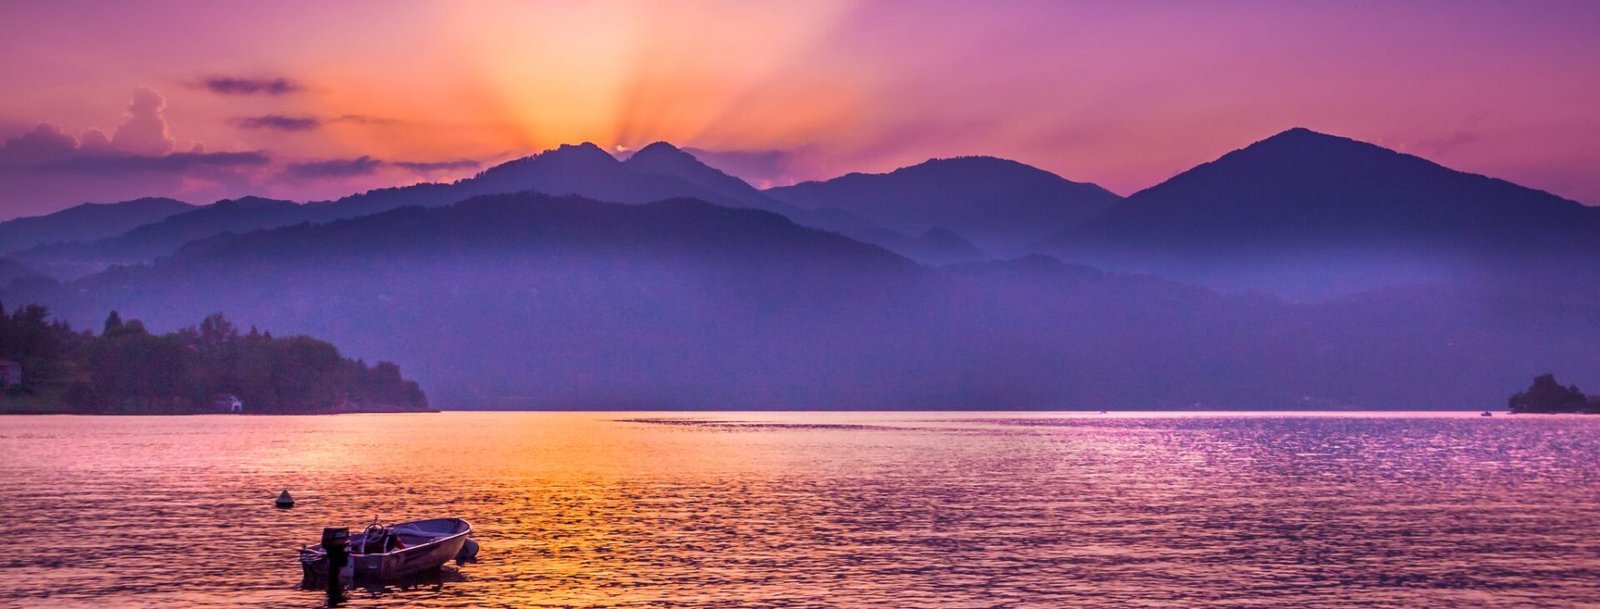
top-left (1, 412), bottom-right (1598, 608)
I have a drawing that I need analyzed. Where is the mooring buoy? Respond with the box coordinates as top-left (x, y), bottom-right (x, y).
top-left (275, 490), bottom-right (296, 509)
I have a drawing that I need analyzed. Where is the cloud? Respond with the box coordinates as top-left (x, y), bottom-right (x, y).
top-left (0, 87), bottom-right (271, 218)
top-left (232, 114), bottom-right (405, 132)
top-left (0, 123), bottom-right (78, 163)
top-left (199, 76), bottom-right (304, 96)
top-left (109, 86), bottom-right (177, 155)
top-left (0, 86), bottom-right (482, 218)
top-left (40, 151), bottom-right (270, 174)
top-left (0, 136), bottom-right (269, 218)
top-left (78, 129), bottom-right (113, 152)
top-left (283, 156), bottom-right (483, 180)
top-left (234, 115), bottom-right (322, 131)
top-left (0, 88), bottom-right (262, 176)
top-left (330, 114), bottom-right (400, 126)
top-left (284, 155), bottom-right (384, 179)
top-left (392, 159), bottom-right (480, 173)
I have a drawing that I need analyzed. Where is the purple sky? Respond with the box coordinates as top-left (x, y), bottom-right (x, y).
top-left (2, 0), bottom-right (1599, 219)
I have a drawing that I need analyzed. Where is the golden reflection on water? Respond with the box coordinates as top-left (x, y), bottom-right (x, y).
top-left (1, 412), bottom-right (1598, 608)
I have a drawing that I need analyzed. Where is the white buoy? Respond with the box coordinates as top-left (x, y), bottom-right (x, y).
top-left (275, 490), bottom-right (296, 509)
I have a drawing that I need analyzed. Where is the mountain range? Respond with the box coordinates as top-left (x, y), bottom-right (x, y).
top-left (0, 197), bottom-right (194, 254)
top-left (1, 141), bottom-right (1002, 272)
top-left (2, 127), bottom-right (1595, 408)
top-left (768, 155), bottom-right (1121, 253)
top-left (1037, 128), bottom-right (1600, 299)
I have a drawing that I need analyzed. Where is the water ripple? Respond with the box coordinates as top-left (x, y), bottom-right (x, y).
top-left (0, 412), bottom-right (1596, 607)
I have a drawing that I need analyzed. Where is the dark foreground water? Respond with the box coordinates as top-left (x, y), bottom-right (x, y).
top-left (1, 412), bottom-right (1598, 608)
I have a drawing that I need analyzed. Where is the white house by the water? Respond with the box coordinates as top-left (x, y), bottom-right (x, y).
top-left (212, 394), bottom-right (243, 413)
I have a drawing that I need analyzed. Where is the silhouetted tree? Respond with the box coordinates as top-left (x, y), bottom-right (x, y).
top-left (1508, 374), bottom-right (1589, 413)
top-left (0, 303), bottom-right (83, 393)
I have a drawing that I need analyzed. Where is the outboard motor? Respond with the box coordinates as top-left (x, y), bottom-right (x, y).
top-left (322, 527), bottom-right (350, 606)
top-left (455, 537), bottom-right (480, 564)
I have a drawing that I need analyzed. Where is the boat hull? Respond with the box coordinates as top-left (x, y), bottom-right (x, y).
top-left (353, 531), bottom-right (469, 579)
top-left (301, 517), bottom-right (472, 581)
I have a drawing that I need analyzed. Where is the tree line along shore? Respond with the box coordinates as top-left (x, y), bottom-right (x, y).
top-left (0, 303), bottom-right (428, 414)
top-left (3, 297), bottom-right (1590, 415)
top-left (1509, 373), bottom-right (1600, 414)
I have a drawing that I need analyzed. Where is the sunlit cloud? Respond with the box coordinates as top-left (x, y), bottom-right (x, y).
top-left (109, 86), bottom-right (175, 156)
top-left (0, 88), bottom-right (270, 214)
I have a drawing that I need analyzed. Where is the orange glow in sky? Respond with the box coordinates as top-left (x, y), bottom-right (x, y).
top-left (1, 0), bottom-right (1599, 216)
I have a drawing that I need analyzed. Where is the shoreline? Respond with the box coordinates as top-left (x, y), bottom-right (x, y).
top-left (0, 409), bottom-right (441, 416)
top-left (5, 408), bottom-right (1595, 416)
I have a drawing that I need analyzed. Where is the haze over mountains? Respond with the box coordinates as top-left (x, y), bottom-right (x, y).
top-left (2, 127), bottom-right (1595, 409)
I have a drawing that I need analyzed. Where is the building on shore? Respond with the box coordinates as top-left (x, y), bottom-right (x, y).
top-left (212, 394), bottom-right (244, 413)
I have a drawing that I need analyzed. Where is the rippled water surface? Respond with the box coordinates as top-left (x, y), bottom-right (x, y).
top-left (2, 412), bottom-right (1599, 608)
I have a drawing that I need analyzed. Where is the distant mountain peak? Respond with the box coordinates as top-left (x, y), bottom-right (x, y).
top-left (767, 154), bottom-right (1121, 252)
top-left (0, 196), bottom-right (196, 255)
top-left (1238, 127), bottom-right (1392, 159)
top-left (633, 141), bottom-right (686, 157)
top-left (906, 155), bottom-right (1024, 170)
top-left (86, 196), bottom-right (190, 208)
top-left (627, 141), bottom-right (704, 168)
top-left (212, 196), bottom-right (296, 210)
top-left (616, 140), bottom-right (802, 216)
top-left (546, 141), bottom-right (617, 162)
top-left (1040, 126), bottom-right (1599, 300)
top-left (1273, 126), bottom-right (1322, 138)
top-left (467, 141), bottom-right (623, 184)
top-left (1269, 126), bottom-right (1345, 141)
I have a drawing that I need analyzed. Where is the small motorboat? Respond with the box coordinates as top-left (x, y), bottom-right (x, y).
top-left (300, 517), bottom-right (473, 581)
top-left (1481, 411), bottom-right (1494, 417)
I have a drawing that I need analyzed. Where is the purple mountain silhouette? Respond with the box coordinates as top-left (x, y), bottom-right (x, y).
top-left (624, 142), bottom-right (798, 214)
top-left (1038, 127), bottom-right (1600, 299)
top-left (766, 156), bottom-right (1121, 253)
top-left (0, 197), bottom-right (193, 254)
top-left (11, 191), bottom-right (1595, 409)
top-left (10, 141), bottom-right (982, 271)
